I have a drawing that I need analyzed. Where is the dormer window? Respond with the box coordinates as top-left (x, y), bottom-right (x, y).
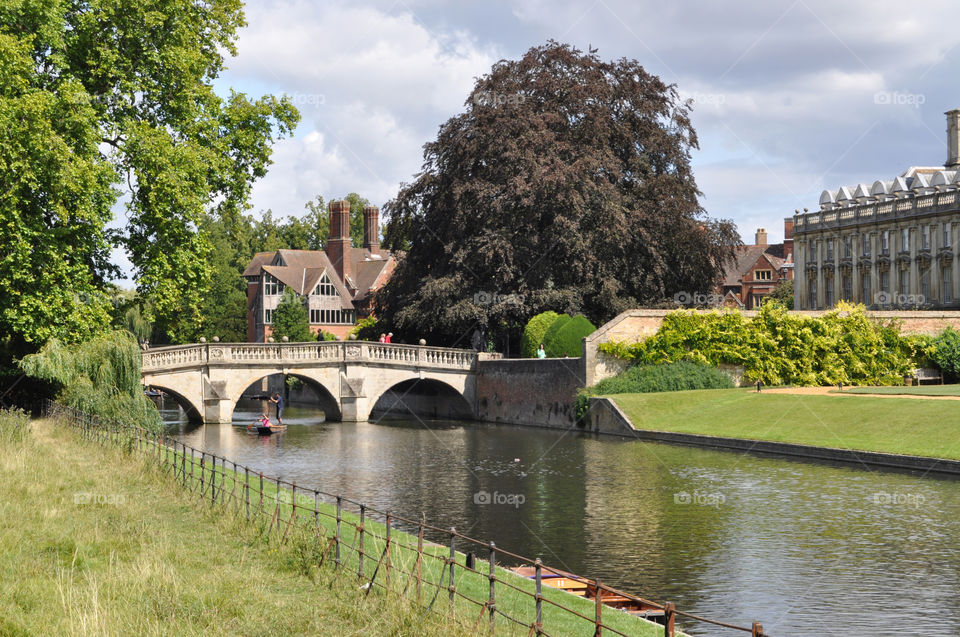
top-left (312, 273), bottom-right (337, 297)
top-left (754, 269), bottom-right (772, 281)
top-left (263, 274), bottom-right (283, 296)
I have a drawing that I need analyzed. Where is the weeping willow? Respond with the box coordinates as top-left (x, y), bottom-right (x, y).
top-left (20, 331), bottom-right (161, 431)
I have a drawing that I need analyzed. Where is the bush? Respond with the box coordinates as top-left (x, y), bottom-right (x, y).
top-left (597, 303), bottom-right (915, 387)
top-left (0, 408), bottom-right (31, 444)
top-left (20, 331), bottom-right (162, 431)
top-left (521, 311), bottom-right (561, 358)
top-left (316, 330), bottom-right (338, 341)
top-left (929, 328), bottom-right (960, 377)
top-left (575, 361), bottom-right (734, 420)
top-left (272, 289), bottom-right (313, 342)
top-left (349, 316), bottom-right (380, 341)
top-left (543, 315), bottom-right (595, 358)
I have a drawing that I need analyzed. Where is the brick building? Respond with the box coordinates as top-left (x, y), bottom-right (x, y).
top-left (717, 222), bottom-right (795, 308)
top-left (242, 200), bottom-right (395, 341)
top-left (793, 109), bottom-right (960, 310)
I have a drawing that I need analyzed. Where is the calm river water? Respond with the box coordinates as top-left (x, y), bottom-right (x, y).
top-left (163, 401), bottom-right (960, 636)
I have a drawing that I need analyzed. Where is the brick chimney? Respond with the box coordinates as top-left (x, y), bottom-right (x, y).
top-left (326, 200), bottom-right (352, 286)
top-left (783, 217), bottom-right (794, 260)
top-left (947, 109), bottom-right (960, 168)
top-left (755, 228), bottom-right (768, 246)
top-left (363, 205), bottom-right (380, 255)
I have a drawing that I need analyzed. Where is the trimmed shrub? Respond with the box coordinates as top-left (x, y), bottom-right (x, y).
top-left (575, 361), bottom-right (734, 419)
top-left (521, 311), bottom-right (561, 357)
top-left (543, 315), bottom-right (595, 358)
top-left (929, 328), bottom-right (960, 377)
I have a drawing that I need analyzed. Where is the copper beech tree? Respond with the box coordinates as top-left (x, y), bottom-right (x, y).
top-left (379, 42), bottom-right (739, 348)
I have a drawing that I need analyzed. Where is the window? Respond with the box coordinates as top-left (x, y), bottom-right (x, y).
top-left (312, 273), bottom-right (337, 297)
top-left (263, 274), bottom-right (283, 296)
top-left (842, 273), bottom-right (852, 301)
top-left (944, 223), bottom-right (953, 249)
top-left (920, 266), bottom-right (931, 301)
top-left (880, 270), bottom-right (889, 295)
top-left (899, 268), bottom-right (909, 296)
top-left (264, 308), bottom-right (273, 324)
top-left (861, 233), bottom-right (871, 257)
top-left (824, 278), bottom-right (834, 307)
top-left (843, 236), bottom-right (852, 259)
top-left (943, 266), bottom-right (953, 303)
top-left (808, 277), bottom-right (818, 310)
top-left (309, 309), bottom-right (356, 325)
top-left (900, 228), bottom-right (910, 253)
top-left (921, 225), bottom-right (931, 251)
top-left (309, 309), bottom-right (320, 324)
top-left (861, 274), bottom-right (871, 304)
top-left (754, 269), bottom-right (772, 281)
top-left (826, 239), bottom-right (834, 261)
top-left (881, 230), bottom-right (890, 255)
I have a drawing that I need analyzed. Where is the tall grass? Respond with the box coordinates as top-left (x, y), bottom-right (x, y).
top-left (20, 331), bottom-right (160, 431)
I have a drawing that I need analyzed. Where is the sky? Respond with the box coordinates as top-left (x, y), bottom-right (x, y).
top-left (116, 0), bottom-right (960, 278)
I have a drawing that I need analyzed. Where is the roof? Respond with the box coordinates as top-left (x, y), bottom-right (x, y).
top-left (721, 244), bottom-right (786, 287)
top-left (818, 167), bottom-right (959, 209)
top-left (245, 247), bottom-right (394, 307)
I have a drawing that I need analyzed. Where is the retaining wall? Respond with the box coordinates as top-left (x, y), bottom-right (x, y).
top-left (476, 358), bottom-right (585, 428)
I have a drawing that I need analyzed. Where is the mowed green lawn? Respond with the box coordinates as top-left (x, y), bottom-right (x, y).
top-left (841, 384), bottom-right (960, 397)
top-left (609, 388), bottom-right (960, 461)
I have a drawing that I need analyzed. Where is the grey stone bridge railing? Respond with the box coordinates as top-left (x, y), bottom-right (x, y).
top-left (141, 342), bottom-right (481, 373)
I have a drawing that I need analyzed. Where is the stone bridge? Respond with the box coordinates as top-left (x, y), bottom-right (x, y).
top-left (141, 342), bottom-right (482, 423)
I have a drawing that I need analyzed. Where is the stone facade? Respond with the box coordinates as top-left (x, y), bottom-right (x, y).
top-left (793, 109), bottom-right (960, 310)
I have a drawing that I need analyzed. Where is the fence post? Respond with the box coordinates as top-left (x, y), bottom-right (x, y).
top-left (594, 578), bottom-right (602, 637)
top-left (181, 443), bottom-right (186, 485)
top-left (199, 453), bottom-right (205, 495)
top-left (752, 622), bottom-right (764, 637)
top-left (358, 504), bottom-right (366, 581)
top-left (245, 467), bottom-right (250, 520)
top-left (313, 490), bottom-right (319, 528)
top-left (448, 527), bottom-right (456, 616)
top-left (335, 496), bottom-right (342, 569)
top-left (664, 602), bottom-right (675, 637)
top-left (534, 558), bottom-right (543, 636)
top-left (211, 455), bottom-right (217, 504)
top-left (416, 516), bottom-right (424, 603)
top-left (385, 512), bottom-right (392, 590)
top-left (488, 541), bottom-right (497, 635)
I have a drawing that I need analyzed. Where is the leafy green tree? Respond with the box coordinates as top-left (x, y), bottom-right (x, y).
top-left (271, 289), bottom-right (312, 342)
top-left (0, 0), bottom-right (299, 346)
top-left (379, 42), bottom-right (739, 347)
top-left (768, 279), bottom-right (794, 309)
top-left (521, 311), bottom-right (561, 357)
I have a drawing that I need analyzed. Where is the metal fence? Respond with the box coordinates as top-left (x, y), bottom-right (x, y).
top-left (45, 400), bottom-right (767, 637)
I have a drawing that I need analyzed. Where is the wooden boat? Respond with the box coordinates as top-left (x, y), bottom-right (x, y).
top-left (510, 565), bottom-right (664, 623)
top-left (247, 424), bottom-right (287, 435)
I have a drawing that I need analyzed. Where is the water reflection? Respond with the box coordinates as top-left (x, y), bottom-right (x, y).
top-left (162, 402), bottom-right (960, 636)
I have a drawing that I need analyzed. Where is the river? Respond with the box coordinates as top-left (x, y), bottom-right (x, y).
top-left (162, 400), bottom-right (960, 636)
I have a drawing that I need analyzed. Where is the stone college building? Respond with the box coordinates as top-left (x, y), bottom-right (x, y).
top-left (794, 109), bottom-right (960, 310)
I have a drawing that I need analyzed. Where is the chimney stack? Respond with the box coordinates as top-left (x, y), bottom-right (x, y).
top-left (783, 218), bottom-right (794, 260)
top-left (755, 228), bottom-right (768, 246)
top-left (947, 109), bottom-right (960, 168)
top-left (363, 206), bottom-right (380, 254)
top-left (326, 200), bottom-right (352, 286)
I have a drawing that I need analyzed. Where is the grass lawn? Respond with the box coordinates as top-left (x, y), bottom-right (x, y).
top-left (0, 419), bottom-right (474, 637)
top-left (840, 384), bottom-right (960, 397)
top-left (609, 388), bottom-right (960, 461)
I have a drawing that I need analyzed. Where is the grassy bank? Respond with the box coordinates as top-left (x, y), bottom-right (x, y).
top-left (609, 388), bottom-right (960, 461)
top-left (841, 385), bottom-right (960, 397)
top-left (0, 419), bottom-right (472, 636)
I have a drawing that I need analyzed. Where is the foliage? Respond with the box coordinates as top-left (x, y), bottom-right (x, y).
top-left (598, 303), bottom-right (915, 387)
top-left (543, 315), bottom-right (595, 358)
top-left (377, 41), bottom-right (739, 347)
top-left (521, 311), bottom-right (561, 358)
top-left (317, 330), bottom-right (338, 342)
top-left (19, 332), bottom-right (161, 430)
top-left (0, 408), bottom-right (31, 445)
top-left (349, 316), bottom-right (380, 341)
top-left (0, 0), bottom-right (299, 346)
top-left (575, 361), bottom-right (733, 419)
top-left (196, 214), bottom-right (249, 342)
top-left (271, 289), bottom-right (312, 342)
top-left (928, 328), bottom-right (960, 377)
top-left (768, 279), bottom-right (794, 309)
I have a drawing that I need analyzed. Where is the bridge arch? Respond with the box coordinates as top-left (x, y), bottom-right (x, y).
top-left (235, 372), bottom-right (342, 422)
top-left (145, 385), bottom-right (203, 424)
top-left (369, 376), bottom-right (474, 421)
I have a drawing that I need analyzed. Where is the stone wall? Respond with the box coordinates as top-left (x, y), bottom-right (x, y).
top-left (476, 358), bottom-right (586, 428)
top-left (583, 308), bottom-right (960, 386)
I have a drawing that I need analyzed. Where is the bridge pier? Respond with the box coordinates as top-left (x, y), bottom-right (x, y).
top-left (204, 398), bottom-right (236, 424)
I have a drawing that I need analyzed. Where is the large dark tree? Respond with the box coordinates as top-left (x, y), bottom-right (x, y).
top-left (378, 42), bottom-right (739, 349)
